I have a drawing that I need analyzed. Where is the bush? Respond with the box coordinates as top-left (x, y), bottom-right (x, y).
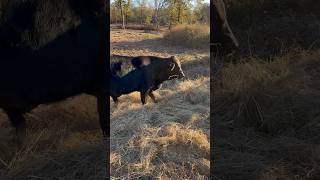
top-left (164, 24), bottom-right (209, 49)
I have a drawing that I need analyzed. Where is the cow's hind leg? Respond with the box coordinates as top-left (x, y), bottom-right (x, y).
top-left (148, 91), bottom-right (157, 103)
top-left (97, 95), bottom-right (109, 138)
top-left (4, 109), bottom-right (26, 144)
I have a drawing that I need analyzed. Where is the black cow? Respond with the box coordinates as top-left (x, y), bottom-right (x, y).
top-left (212, 0), bottom-right (239, 55)
top-left (211, 0), bottom-right (239, 75)
top-left (111, 61), bottom-right (123, 76)
top-left (0, 0), bottom-right (109, 142)
top-left (110, 56), bottom-right (184, 105)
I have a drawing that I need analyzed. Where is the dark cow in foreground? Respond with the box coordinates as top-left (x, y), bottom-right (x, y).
top-left (0, 0), bottom-right (108, 142)
top-left (210, 0), bottom-right (239, 75)
top-left (110, 56), bottom-right (185, 105)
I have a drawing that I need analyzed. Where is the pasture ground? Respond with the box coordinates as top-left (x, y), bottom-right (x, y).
top-left (213, 50), bottom-right (320, 179)
top-left (213, 0), bottom-right (320, 179)
top-left (110, 28), bottom-right (210, 178)
top-left (0, 96), bottom-right (107, 179)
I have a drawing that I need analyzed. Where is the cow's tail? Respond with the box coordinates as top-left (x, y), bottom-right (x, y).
top-left (111, 62), bottom-right (123, 76)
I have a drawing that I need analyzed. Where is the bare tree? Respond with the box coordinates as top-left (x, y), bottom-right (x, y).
top-left (115, 0), bottom-right (126, 28)
top-left (153, 0), bottom-right (165, 29)
top-left (136, 0), bottom-right (146, 25)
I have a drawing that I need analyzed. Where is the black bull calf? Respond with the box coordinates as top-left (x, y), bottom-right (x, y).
top-left (0, 0), bottom-right (109, 141)
top-left (110, 56), bottom-right (185, 105)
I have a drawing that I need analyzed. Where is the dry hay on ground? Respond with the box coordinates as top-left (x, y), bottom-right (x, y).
top-left (0, 95), bottom-right (107, 179)
top-left (213, 50), bottom-right (320, 179)
top-left (110, 29), bottom-right (210, 179)
top-left (110, 58), bottom-right (210, 179)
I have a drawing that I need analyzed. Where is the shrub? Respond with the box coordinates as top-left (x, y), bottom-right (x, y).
top-left (164, 24), bottom-right (209, 49)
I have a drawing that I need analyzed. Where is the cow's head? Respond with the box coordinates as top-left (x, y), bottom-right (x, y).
top-left (166, 56), bottom-right (185, 80)
top-left (110, 62), bottom-right (122, 77)
top-left (212, 0), bottom-right (239, 55)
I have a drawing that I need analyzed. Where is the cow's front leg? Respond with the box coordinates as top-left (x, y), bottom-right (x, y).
top-left (97, 94), bottom-right (109, 138)
top-left (111, 96), bottom-right (119, 107)
top-left (148, 91), bottom-right (157, 103)
top-left (140, 91), bottom-right (148, 105)
top-left (5, 109), bottom-right (26, 145)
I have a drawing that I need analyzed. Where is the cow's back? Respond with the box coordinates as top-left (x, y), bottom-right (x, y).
top-left (0, 0), bottom-right (106, 48)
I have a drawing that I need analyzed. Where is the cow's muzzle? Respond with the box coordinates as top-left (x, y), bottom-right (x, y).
top-left (178, 72), bottom-right (185, 79)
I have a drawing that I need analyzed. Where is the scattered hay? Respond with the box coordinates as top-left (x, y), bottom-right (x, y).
top-left (213, 50), bottom-right (320, 179)
top-left (0, 95), bottom-right (105, 179)
top-left (110, 68), bottom-right (210, 178)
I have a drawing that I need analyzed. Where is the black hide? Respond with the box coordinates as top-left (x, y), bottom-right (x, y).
top-left (0, 0), bottom-right (109, 138)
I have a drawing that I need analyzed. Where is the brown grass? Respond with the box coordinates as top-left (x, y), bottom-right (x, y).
top-left (164, 24), bottom-right (210, 49)
top-left (110, 63), bottom-right (210, 179)
top-left (223, 0), bottom-right (320, 58)
top-left (213, 50), bottom-right (320, 179)
top-left (110, 28), bottom-right (210, 178)
top-left (0, 95), bottom-right (107, 179)
top-left (211, 1), bottom-right (320, 178)
top-left (111, 24), bottom-right (161, 32)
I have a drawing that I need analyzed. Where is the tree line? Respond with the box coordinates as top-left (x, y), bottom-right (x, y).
top-left (110, 0), bottom-right (210, 29)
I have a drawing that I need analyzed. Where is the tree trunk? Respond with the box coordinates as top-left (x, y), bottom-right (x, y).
top-left (140, 6), bottom-right (143, 25)
top-left (177, 2), bottom-right (181, 23)
top-left (155, 9), bottom-right (159, 29)
top-left (115, 10), bottom-right (118, 24)
top-left (154, 0), bottom-right (159, 29)
top-left (120, 1), bottom-right (125, 29)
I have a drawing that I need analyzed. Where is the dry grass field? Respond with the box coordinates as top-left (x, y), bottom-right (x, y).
top-left (110, 27), bottom-right (210, 178)
top-left (0, 95), bottom-right (107, 179)
top-left (213, 0), bottom-right (320, 179)
top-left (213, 50), bottom-right (320, 179)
